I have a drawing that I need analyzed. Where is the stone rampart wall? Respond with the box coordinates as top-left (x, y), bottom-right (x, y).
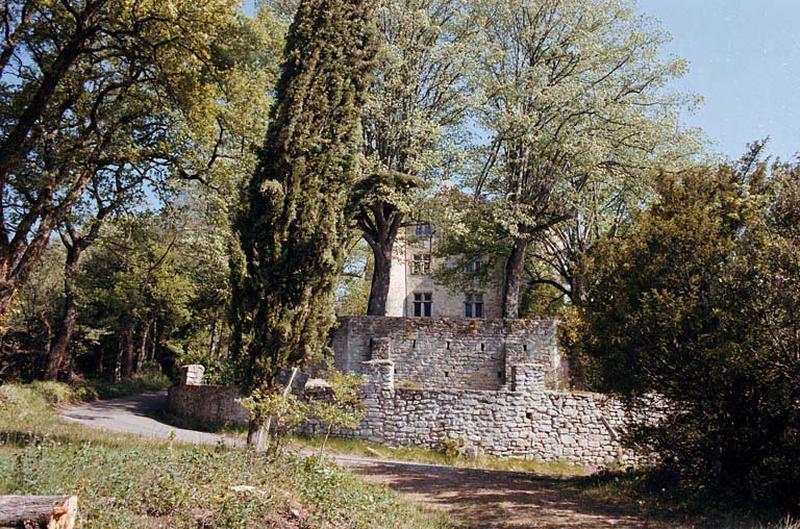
top-left (302, 360), bottom-right (634, 465)
top-left (333, 317), bottom-right (565, 390)
top-left (167, 358), bottom-right (634, 466)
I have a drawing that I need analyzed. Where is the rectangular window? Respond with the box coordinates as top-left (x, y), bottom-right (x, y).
top-left (413, 292), bottom-right (433, 318)
top-left (411, 254), bottom-right (431, 275)
top-left (465, 293), bottom-right (484, 319)
top-left (464, 258), bottom-right (484, 275)
top-left (415, 224), bottom-right (433, 236)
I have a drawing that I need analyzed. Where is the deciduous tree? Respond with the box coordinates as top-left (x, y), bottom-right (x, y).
top-left (39, 6), bottom-right (284, 380)
top-left (0, 0), bottom-right (249, 321)
top-left (457, 0), bottom-right (695, 317)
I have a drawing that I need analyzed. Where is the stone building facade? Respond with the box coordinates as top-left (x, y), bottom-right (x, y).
top-left (385, 224), bottom-right (504, 319)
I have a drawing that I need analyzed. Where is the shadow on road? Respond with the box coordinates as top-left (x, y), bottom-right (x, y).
top-left (349, 460), bottom-right (672, 529)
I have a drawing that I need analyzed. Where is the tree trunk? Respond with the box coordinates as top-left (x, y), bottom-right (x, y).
top-left (45, 247), bottom-right (83, 381)
top-left (209, 319), bottom-right (219, 357)
top-left (363, 208), bottom-right (402, 317)
top-left (148, 320), bottom-right (157, 363)
top-left (113, 336), bottom-right (123, 383)
top-left (0, 495), bottom-right (78, 529)
top-left (123, 325), bottom-right (135, 377)
top-left (501, 238), bottom-right (529, 319)
top-left (367, 243), bottom-right (393, 316)
top-left (135, 319), bottom-right (151, 372)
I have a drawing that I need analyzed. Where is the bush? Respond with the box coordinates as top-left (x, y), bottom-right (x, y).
top-left (577, 158), bottom-right (800, 513)
top-left (29, 381), bottom-right (78, 405)
top-left (438, 437), bottom-right (465, 460)
top-left (306, 370), bottom-right (366, 454)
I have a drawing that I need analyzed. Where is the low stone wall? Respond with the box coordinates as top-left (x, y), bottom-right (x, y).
top-left (167, 362), bottom-right (635, 465)
top-left (167, 365), bottom-right (248, 427)
top-left (333, 316), bottom-right (566, 390)
top-left (302, 360), bottom-right (635, 466)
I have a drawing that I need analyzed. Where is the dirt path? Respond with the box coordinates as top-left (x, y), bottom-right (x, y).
top-left (61, 393), bottom-right (677, 529)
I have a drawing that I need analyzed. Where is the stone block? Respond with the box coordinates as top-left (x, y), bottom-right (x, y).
top-left (178, 364), bottom-right (205, 386)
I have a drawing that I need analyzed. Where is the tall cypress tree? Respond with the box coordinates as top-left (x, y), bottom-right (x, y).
top-left (232, 0), bottom-right (378, 394)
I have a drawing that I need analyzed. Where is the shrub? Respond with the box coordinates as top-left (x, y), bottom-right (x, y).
top-left (29, 381), bottom-right (77, 405)
top-left (577, 157), bottom-right (800, 512)
top-left (438, 437), bottom-right (465, 460)
top-left (306, 370), bottom-right (366, 455)
top-left (239, 388), bottom-right (309, 454)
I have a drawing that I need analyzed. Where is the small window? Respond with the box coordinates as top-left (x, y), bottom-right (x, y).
top-left (464, 258), bottom-right (484, 275)
top-left (413, 292), bottom-right (433, 318)
top-left (465, 293), bottom-right (484, 319)
top-left (411, 254), bottom-right (431, 275)
top-left (415, 224), bottom-right (433, 236)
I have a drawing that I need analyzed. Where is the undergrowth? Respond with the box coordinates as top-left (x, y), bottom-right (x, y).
top-left (84, 365), bottom-right (172, 400)
top-left (578, 469), bottom-right (799, 529)
top-left (0, 383), bottom-right (456, 529)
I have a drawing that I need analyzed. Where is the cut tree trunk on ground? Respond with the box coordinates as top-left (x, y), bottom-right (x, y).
top-left (0, 495), bottom-right (78, 529)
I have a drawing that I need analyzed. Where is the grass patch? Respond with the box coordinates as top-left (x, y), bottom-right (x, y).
top-left (293, 435), bottom-right (588, 477)
top-left (0, 384), bottom-right (457, 529)
top-left (83, 368), bottom-right (171, 400)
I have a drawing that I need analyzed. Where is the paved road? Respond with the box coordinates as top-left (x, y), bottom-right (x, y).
top-left (61, 393), bottom-right (676, 529)
top-left (61, 391), bottom-right (243, 447)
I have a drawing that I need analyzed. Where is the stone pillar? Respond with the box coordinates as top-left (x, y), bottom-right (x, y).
top-left (511, 364), bottom-right (545, 393)
top-left (370, 337), bottom-right (392, 360)
top-left (178, 364), bottom-right (205, 386)
top-left (360, 359), bottom-right (395, 443)
top-left (362, 359), bottom-right (395, 394)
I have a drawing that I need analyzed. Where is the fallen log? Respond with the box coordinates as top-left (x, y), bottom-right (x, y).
top-left (0, 495), bottom-right (78, 529)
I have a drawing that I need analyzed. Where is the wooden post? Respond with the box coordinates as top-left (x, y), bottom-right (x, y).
top-left (0, 495), bottom-right (78, 529)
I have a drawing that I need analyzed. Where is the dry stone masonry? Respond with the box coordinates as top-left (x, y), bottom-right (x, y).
top-left (333, 317), bottom-right (568, 390)
top-left (303, 358), bottom-right (635, 465)
top-left (168, 316), bottom-right (637, 465)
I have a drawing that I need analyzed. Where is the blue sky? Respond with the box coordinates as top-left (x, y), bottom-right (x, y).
top-left (637, 0), bottom-right (800, 161)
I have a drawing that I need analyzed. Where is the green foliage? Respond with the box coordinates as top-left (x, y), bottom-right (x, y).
top-left (232, 0), bottom-right (380, 393)
top-left (0, 0), bottom-right (267, 319)
top-left (576, 152), bottom-right (800, 512)
top-left (240, 389), bottom-right (309, 434)
top-left (438, 437), bottom-right (465, 460)
top-left (336, 238), bottom-right (372, 316)
top-left (28, 381), bottom-right (79, 405)
top-left (435, 0), bottom-right (700, 317)
top-left (307, 371), bottom-right (367, 441)
top-left (85, 367), bottom-right (172, 401)
top-left (0, 246), bottom-right (66, 380)
top-left (0, 384), bottom-right (455, 529)
top-left (0, 3), bottom-right (285, 382)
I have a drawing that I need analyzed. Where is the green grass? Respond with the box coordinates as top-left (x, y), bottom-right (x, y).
top-left (83, 369), bottom-right (172, 400)
top-left (293, 435), bottom-right (588, 477)
top-left (0, 383), bottom-right (457, 529)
